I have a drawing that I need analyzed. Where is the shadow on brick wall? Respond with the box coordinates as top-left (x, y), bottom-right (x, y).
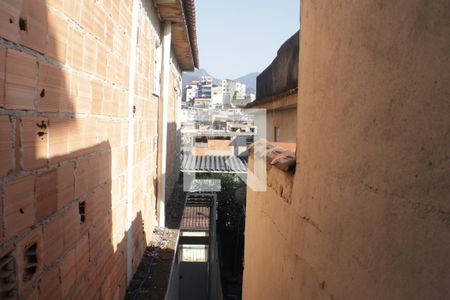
top-left (0, 1), bottom-right (154, 299)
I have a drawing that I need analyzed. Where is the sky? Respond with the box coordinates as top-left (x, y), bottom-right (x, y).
top-left (194, 0), bottom-right (300, 79)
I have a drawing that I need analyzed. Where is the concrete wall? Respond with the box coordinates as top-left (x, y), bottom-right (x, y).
top-left (243, 154), bottom-right (295, 299)
top-left (248, 90), bottom-right (298, 143)
top-left (266, 107), bottom-right (297, 143)
top-left (0, 0), bottom-right (181, 299)
top-left (243, 0), bottom-right (450, 299)
top-left (256, 30), bottom-right (299, 101)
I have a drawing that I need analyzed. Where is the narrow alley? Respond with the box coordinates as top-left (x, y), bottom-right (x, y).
top-left (0, 0), bottom-right (449, 300)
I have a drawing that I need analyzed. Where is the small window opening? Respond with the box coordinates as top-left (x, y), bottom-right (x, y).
top-left (0, 250), bottom-right (17, 298)
top-left (23, 243), bottom-right (38, 282)
top-left (19, 17), bottom-right (27, 31)
top-left (79, 201), bottom-right (86, 224)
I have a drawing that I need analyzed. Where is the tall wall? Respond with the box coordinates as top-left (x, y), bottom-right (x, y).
top-left (166, 57), bottom-right (182, 197)
top-left (0, 0), bottom-right (180, 299)
top-left (244, 0), bottom-right (450, 299)
top-left (256, 30), bottom-right (299, 101)
top-left (243, 154), bottom-right (295, 299)
top-left (294, 0), bottom-right (450, 298)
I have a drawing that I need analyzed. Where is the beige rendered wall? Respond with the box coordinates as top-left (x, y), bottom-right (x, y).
top-left (243, 0), bottom-right (450, 299)
top-left (266, 107), bottom-right (297, 143)
top-left (293, 0), bottom-right (450, 298)
top-left (0, 0), bottom-right (181, 299)
top-left (243, 155), bottom-right (295, 299)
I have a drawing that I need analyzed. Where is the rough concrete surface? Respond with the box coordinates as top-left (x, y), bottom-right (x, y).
top-left (243, 0), bottom-right (450, 299)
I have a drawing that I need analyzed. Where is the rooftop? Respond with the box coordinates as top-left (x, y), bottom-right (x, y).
top-left (181, 154), bottom-right (248, 173)
top-left (155, 0), bottom-right (199, 70)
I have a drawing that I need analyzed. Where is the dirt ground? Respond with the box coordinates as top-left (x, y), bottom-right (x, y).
top-left (124, 181), bottom-right (186, 300)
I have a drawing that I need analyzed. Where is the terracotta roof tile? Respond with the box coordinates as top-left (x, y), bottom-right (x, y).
top-left (182, 0), bottom-right (199, 68)
top-left (181, 206), bottom-right (210, 230)
top-left (248, 139), bottom-right (296, 173)
top-left (180, 193), bottom-right (215, 231)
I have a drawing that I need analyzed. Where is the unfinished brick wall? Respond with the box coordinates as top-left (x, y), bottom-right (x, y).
top-left (0, 0), bottom-right (180, 299)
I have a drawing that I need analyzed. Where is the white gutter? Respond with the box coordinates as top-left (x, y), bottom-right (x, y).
top-left (126, 0), bottom-right (140, 284)
top-left (157, 21), bottom-right (172, 227)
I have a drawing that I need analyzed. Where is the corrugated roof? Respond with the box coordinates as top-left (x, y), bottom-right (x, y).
top-left (181, 154), bottom-right (248, 173)
top-left (181, 130), bottom-right (255, 137)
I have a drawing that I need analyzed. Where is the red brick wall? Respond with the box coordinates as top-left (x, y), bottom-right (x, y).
top-left (0, 0), bottom-right (169, 299)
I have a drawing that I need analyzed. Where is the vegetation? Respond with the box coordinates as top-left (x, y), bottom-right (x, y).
top-left (196, 173), bottom-right (245, 232)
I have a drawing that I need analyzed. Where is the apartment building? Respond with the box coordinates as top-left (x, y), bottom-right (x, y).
top-left (221, 79), bottom-right (246, 105)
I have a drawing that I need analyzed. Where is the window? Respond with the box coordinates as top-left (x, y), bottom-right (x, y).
top-left (274, 127), bottom-right (280, 142)
top-left (179, 244), bottom-right (208, 262)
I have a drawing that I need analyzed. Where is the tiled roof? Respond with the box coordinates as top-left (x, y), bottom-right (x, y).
top-left (181, 206), bottom-right (210, 230)
top-left (181, 154), bottom-right (248, 173)
top-left (180, 193), bottom-right (215, 230)
top-left (248, 139), bottom-right (296, 173)
top-left (155, 0), bottom-right (199, 70)
top-left (182, 0), bottom-right (199, 68)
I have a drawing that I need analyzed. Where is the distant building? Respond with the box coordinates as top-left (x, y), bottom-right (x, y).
top-left (185, 82), bottom-right (199, 102)
top-left (211, 85), bottom-right (224, 107)
top-left (221, 79), bottom-right (247, 106)
top-left (198, 76), bottom-right (213, 98)
top-left (246, 30), bottom-right (299, 143)
top-left (193, 98), bottom-right (211, 109)
top-left (236, 82), bottom-right (247, 99)
top-left (182, 130), bottom-right (255, 157)
top-left (221, 79), bottom-right (236, 105)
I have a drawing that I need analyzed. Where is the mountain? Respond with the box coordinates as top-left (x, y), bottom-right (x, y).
top-left (182, 68), bottom-right (221, 86)
top-left (235, 72), bottom-right (259, 94)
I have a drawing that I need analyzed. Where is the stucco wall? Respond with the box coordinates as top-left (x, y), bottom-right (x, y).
top-left (266, 107), bottom-right (297, 143)
top-left (243, 154), bottom-right (295, 299)
top-left (293, 1), bottom-right (450, 298)
top-left (256, 31), bottom-right (299, 101)
top-left (243, 1), bottom-right (450, 299)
